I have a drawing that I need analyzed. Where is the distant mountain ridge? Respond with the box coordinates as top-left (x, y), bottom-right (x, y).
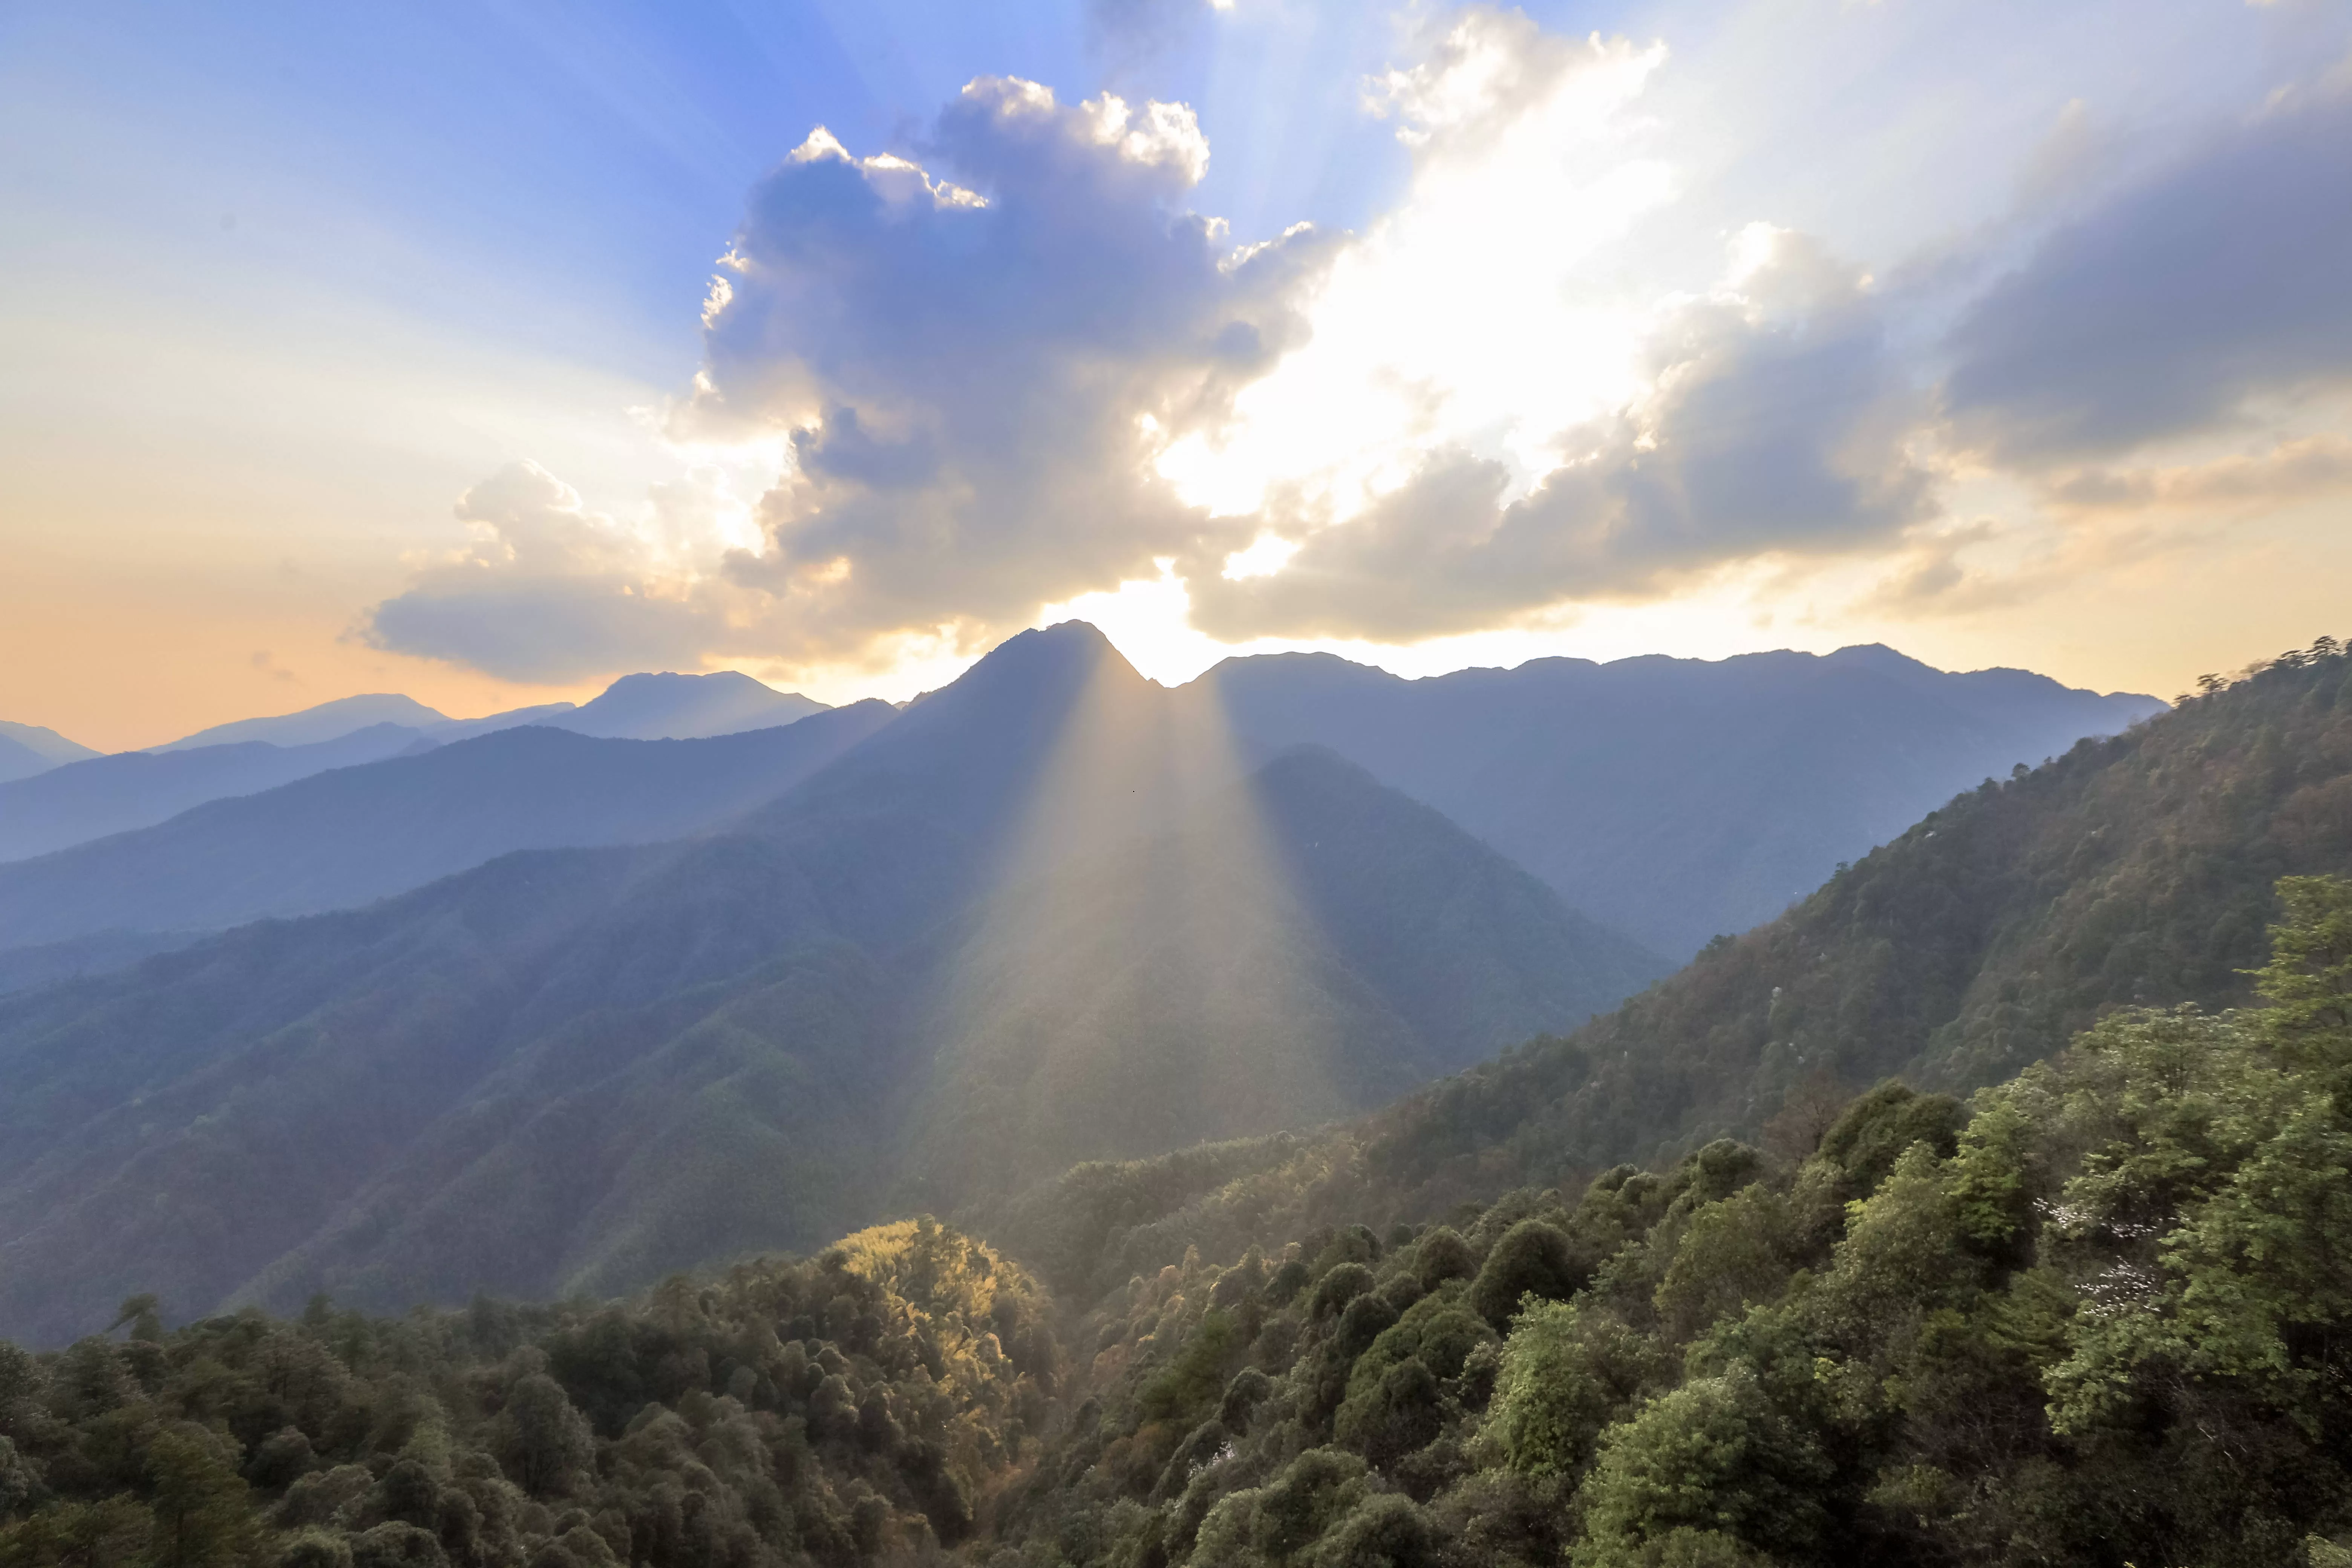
top-left (0, 723), bottom-right (431, 863)
top-left (149, 671), bottom-right (831, 753)
top-left (550, 669), bottom-right (828, 739)
top-left (156, 692), bottom-right (451, 752)
top-left (0, 701), bottom-right (898, 957)
top-left (0, 721), bottom-right (102, 785)
top-left (1185, 642), bottom-right (2162, 956)
top-left (0, 672), bottom-right (838, 864)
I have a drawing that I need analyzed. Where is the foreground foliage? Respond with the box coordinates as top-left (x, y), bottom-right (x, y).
top-left (8, 886), bottom-right (2352, 1565)
top-left (0, 1222), bottom-right (1054, 1568)
top-left (990, 874), bottom-right (2352, 1567)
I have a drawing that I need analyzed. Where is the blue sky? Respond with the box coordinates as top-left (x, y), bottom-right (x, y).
top-left (3, 0), bottom-right (2348, 746)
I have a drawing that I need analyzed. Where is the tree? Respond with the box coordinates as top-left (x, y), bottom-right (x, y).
top-left (1573, 1365), bottom-right (1833, 1566)
top-left (1483, 1302), bottom-right (1668, 1478)
top-left (144, 1429), bottom-right (253, 1568)
top-left (490, 1376), bottom-right (595, 1498)
top-left (1467, 1222), bottom-right (1586, 1329)
top-left (2252, 875), bottom-right (2352, 1070)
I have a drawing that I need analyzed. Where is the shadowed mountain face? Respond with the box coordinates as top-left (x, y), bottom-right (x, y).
top-left (0, 626), bottom-right (1668, 1344)
top-left (1186, 644), bottom-right (2163, 958)
top-left (901, 744), bottom-right (1666, 1200)
top-left (0, 703), bottom-right (898, 957)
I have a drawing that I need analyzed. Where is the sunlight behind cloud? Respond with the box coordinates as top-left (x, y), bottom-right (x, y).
top-left (1158, 14), bottom-right (1672, 525)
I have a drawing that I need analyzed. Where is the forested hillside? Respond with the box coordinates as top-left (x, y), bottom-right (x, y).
top-left (989, 875), bottom-right (2352, 1567)
top-left (8, 879), bottom-right (2350, 1568)
top-left (1011, 639), bottom-right (2352, 1281)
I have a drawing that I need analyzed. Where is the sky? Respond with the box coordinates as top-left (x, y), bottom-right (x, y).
top-left (2, 0), bottom-right (2348, 750)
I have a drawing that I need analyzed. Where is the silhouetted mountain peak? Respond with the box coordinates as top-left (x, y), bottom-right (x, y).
top-left (843, 622), bottom-right (1145, 755)
top-left (928, 620), bottom-right (1139, 700)
top-left (554, 669), bottom-right (826, 741)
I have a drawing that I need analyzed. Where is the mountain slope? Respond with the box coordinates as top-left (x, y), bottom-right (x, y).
top-left (900, 745), bottom-right (1669, 1198)
top-left (1188, 643), bottom-right (2162, 957)
top-left (0, 733), bottom-right (53, 787)
top-left (0, 626), bottom-right (1662, 1344)
top-left (0, 720), bottom-right (102, 783)
top-left (0, 723), bottom-right (430, 862)
top-left (0, 702), bottom-right (897, 952)
top-left (0, 676), bottom-right (829, 863)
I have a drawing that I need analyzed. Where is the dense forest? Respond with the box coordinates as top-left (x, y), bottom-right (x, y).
top-left (0, 1220), bottom-right (1058, 1568)
top-left (5, 874), bottom-right (2350, 1566)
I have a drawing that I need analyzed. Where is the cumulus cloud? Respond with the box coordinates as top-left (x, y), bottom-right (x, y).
top-left (1188, 229), bottom-right (1937, 640)
top-left (369, 78), bottom-right (1333, 677)
top-left (1943, 75), bottom-right (2352, 466)
top-left (689, 78), bottom-right (1329, 656)
top-left (365, 460), bottom-right (733, 683)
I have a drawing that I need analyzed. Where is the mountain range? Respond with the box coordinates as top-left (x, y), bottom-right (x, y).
top-left (990, 638), bottom-right (2352, 1297)
top-left (0, 703), bottom-right (897, 957)
top-left (0, 670), bottom-right (837, 864)
top-left (0, 625), bottom-right (2173, 1344)
top-left (0, 626), bottom-right (1666, 1343)
top-left (0, 636), bottom-right (2344, 1568)
top-left (1192, 643), bottom-right (2162, 956)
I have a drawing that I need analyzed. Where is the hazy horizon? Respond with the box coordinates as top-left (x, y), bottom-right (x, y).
top-left (10, 622), bottom-right (2182, 755)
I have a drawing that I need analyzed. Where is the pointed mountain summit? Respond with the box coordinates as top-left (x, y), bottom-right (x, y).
top-left (760, 620), bottom-right (1165, 846)
top-left (550, 669), bottom-right (827, 741)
